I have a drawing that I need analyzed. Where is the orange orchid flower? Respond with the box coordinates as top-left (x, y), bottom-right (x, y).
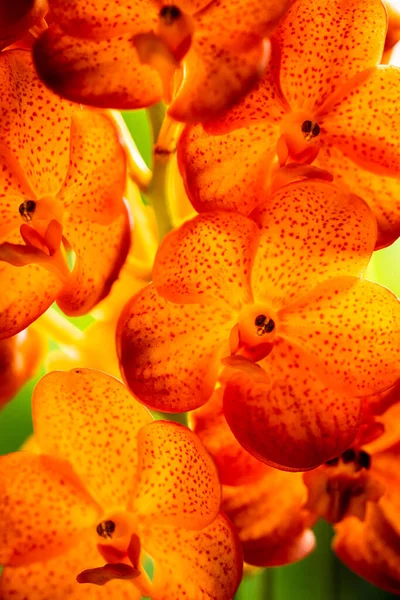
top-left (32, 0), bottom-right (292, 123)
top-left (117, 176), bottom-right (400, 470)
top-left (0, 327), bottom-right (44, 409)
top-left (178, 0), bottom-right (400, 248)
top-left (303, 400), bottom-right (400, 594)
top-left (0, 49), bottom-right (130, 340)
top-left (0, 0), bottom-right (48, 50)
top-left (191, 379), bottom-right (400, 577)
top-left (0, 368), bottom-right (243, 600)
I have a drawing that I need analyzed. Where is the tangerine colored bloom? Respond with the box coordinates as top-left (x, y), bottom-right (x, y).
top-left (0, 327), bottom-right (44, 409)
top-left (0, 368), bottom-right (242, 600)
top-left (194, 380), bottom-right (400, 587)
top-left (178, 0), bottom-right (400, 248)
top-left (0, 0), bottom-right (48, 50)
top-left (117, 176), bottom-right (400, 470)
top-left (304, 400), bottom-right (400, 594)
top-left (0, 49), bottom-right (130, 340)
top-left (32, 0), bottom-right (291, 122)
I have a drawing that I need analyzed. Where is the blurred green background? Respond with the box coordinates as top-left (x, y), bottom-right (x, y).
top-left (1, 109), bottom-right (399, 600)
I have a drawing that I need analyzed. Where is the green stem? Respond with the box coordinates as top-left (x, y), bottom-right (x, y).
top-left (144, 107), bottom-right (183, 241)
top-left (144, 153), bottom-right (174, 240)
top-left (235, 569), bottom-right (272, 599)
top-left (147, 101), bottom-right (167, 146)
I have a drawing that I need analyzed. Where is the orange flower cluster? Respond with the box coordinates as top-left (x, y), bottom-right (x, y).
top-left (1, 0), bottom-right (400, 598)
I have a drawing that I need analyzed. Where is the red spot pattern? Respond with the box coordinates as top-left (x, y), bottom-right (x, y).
top-left (0, 50), bottom-right (75, 198)
top-left (279, 276), bottom-right (400, 397)
top-left (134, 420), bottom-right (220, 528)
top-left (0, 453), bottom-right (99, 567)
top-left (275, 0), bottom-right (387, 111)
top-left (117, 283), bottom-right (236, 412)
top-left (321, 67), bottom-right (400, 177)
top-left (47, 0), bottom-right (158, 39)
top-left (140, 512), bottom-right (243, 600)
top-left (34, 27), bottom-right (162, 110)
top-left (57, 203), bottom-right (131, 316)
top-left (33, 0), bottom-right (291, 121)
top-left (316, 143), bottom-right (400, 249)
top-left (153, 211), bottom-right (260, 309)
top-left (0, 50), bottom-right (129, 335)
top-left (178, 0), bottom-right (400, 245)
top-left (251, 179), bottom-right (377, 310)
top-left (32, 369), bottom-right (153, 509)
top-left (223, 338), bottom-right (361, 470)
top-left (0, 532), bottom-right (139, 600)
top-left (58, 111), bottom-right (126, 226)
top-left (178, 119), bottom-right (281, 214)
top-left (0, 258), bottom-right (62, 340)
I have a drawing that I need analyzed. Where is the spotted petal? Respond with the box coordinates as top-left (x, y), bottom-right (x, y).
top-left (316, 142), bottom-right (400, 249)
top-left (153, 211), bottom-right (259, 310)
top-left (178, 122), bottom-right (281, 214)
top-left (0, 452), bottom-right (99, 567)
top-left (276, 0), bottom-right (387, 112)
top-left (46, 0), bottom-right (156, 39)
top-left (0, 255), bottom-right (62, 340)
top-left (223, 339), bottom-right (361, 471)
top-left (140, 513), bottom-right (242, 600)
top-left (251, 180), bottom-right (376, 310)
top-left (57, 204), bottom-right (131, 316)
top-left (133, 420), bottom-right (220, 529)
top-left (58, 110), bottom-right (127, 226)
top-left (34, 26), bottom-right (163, 109)
top-left (0, 532), bottom-right (140, 600)
top-left (279, 276), bottom-right (400, 397)
top-left (321, 66), bottom-right (400, 178)
top-left (117, 283), bottom-right (235, 412)
top-left (0, 49), bottom-right (75, 197)
top-left (32, 369), bottom-right (153, 509)
top-left (169, 37), bottom-right (270, 122)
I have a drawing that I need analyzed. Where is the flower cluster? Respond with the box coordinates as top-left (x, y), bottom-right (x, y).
top-left (1, 0), bottom-right (400, 598)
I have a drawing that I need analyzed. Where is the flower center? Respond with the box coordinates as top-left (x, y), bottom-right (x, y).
top-left (326, 448), bottom-right (371, 471)
top-left (96, 519), bottom-right (116, 540)
top-left (301, 120), bottom-right (321, 141)
top-left (278, 111), bottom-right (322, 165)
top-left (159, 4), bottom-right (182, 24)
top-left (18, 199), bottom-right (36, 222)
top-left (95, 510), bottom-right (138, 553)
top-left (17, 196), bottom-right (64, 232)
top-left (254, 313), bottom-right (276, 336)
top-left (230, 304), bottom-right (277, 362)
top-left (304, 448), bottom-right (385, 524)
